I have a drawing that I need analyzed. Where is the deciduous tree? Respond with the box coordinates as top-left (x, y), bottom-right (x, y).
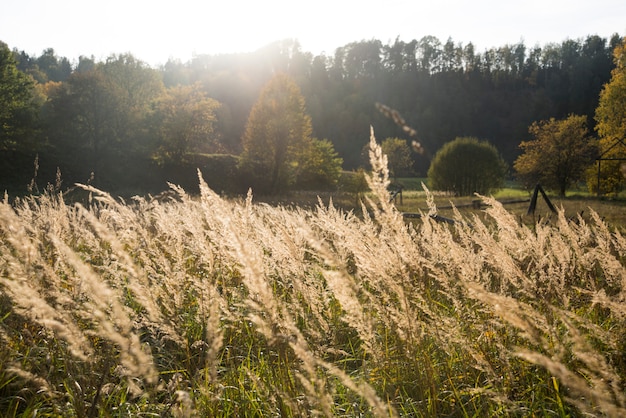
top-left (100, 54), bottom-right (164, 152)
top-left (514, 115), bottom-right (596, 196)
top-left (240, 73), bottom-right (313, 194)
top-left (381, 137), bottom-right (413, 179)
top-left (44, 54), bottom-right (164, 184)
top-left (152, 83), bottom-right (221, 164)
top-left (44, 68), bottom-right (121, 176)
top-left (588, 38), bottom-right (626, 195)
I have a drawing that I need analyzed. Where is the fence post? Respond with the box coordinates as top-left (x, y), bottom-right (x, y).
top-left (527, 184), bottom-right (556, 216)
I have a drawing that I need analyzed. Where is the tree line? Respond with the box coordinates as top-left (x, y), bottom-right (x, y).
top-left (1, 33), bottom-right (624, 196)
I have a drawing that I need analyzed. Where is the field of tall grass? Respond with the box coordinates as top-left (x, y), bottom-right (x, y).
top-left (1, 129), bottom-right (626, 417)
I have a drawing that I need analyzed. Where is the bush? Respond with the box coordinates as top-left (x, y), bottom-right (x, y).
top-left (380, 137), bottom-right (414, 178)
top-left (295, 138), bottom-right (343, 191)
top-left (428, 137), bottom-right (507, 196)
top-left (338, 169), bottom-right (369, 196)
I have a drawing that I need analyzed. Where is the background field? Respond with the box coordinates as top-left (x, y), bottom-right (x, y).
top-left (268, 177), bottom-right (626, 232)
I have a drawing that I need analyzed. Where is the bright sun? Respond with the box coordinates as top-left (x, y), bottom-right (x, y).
top-left (110, 2), bottom-right (319, 65)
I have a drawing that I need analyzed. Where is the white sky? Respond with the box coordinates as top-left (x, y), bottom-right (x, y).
top-left (2, 0), bottom-right (625, 67)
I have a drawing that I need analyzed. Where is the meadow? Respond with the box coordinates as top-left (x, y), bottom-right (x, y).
top-left (391, 188), bottom-right (626, 233)
top-left (1, 131), bottom-right (626, 417)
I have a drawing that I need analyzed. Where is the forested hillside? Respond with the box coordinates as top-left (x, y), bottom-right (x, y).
top-left (2, 34), bottom-right (622, 194)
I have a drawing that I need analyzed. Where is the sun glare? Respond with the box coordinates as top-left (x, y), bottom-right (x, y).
top-left (124, 2), bottom-right (308, 64)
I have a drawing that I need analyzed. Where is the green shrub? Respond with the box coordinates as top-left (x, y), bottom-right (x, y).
top-left (428, 136), bottom-right (507, 196)
top-left (338, 168), bottom-right (369, 201)
top-left (294, 138), bottom-right (343, 191)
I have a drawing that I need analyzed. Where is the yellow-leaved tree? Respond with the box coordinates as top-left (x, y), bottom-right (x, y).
top-left (587, 37), bottom-right (626, 195)
top-left (240, 73), bottom-right (342, 194)
top-left (151, 83), bottom-right (221, 164)
top-left (514, 115), bottom-right (596, 197)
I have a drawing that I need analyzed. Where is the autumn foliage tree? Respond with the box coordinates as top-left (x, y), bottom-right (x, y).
top-left (240, 73), bottom-right (314, 194)
top-left (587, 38), bottom-right (626, 195)
top-left (514, 114), bottom-right (596, 196)
top-left (151, 83), bottom-right (221, 164)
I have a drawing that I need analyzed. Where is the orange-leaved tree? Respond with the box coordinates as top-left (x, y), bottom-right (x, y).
top-left (239, 73), bottom-right (313, 194)
top-left (514, 114), bottom-right (596, 196)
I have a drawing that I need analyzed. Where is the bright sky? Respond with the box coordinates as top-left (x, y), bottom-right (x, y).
top-left (2, 0), bottom-right (625, 67)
